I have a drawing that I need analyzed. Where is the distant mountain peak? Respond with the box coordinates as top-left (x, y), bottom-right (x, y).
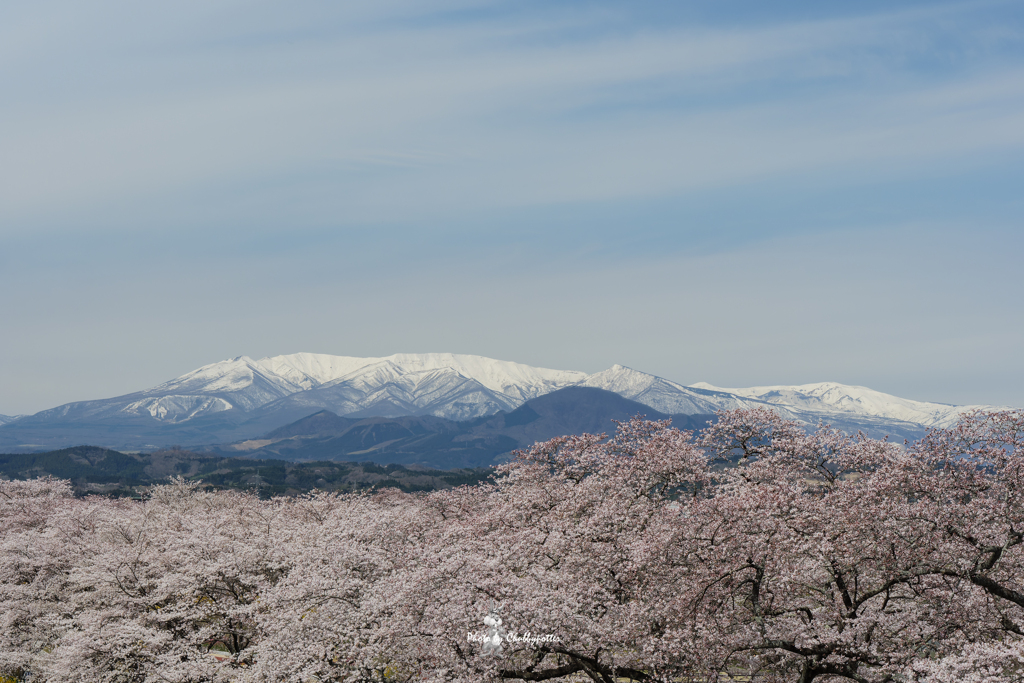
top-left (1, 352), bottom-right (1012, 453)
top-left (688, 380), bottom-right (1002, 428)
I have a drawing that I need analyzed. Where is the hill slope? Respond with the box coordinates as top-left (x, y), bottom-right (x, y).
top-left (224, 387), bottom-right (714, 469)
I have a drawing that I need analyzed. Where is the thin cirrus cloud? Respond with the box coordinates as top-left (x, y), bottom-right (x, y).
top-left (1, 0), bottom-right (1023, 414)
top-left (1, 1), bottom-right (1022, 234)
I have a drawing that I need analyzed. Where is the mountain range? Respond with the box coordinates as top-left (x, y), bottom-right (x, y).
top-left (0, 352), bottom-right (1008, 454)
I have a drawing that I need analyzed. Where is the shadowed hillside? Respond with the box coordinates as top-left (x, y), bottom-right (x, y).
top-left (221, 387), bottom-right (716, 468)
top-left (0, 446), bottom-right (491, 498)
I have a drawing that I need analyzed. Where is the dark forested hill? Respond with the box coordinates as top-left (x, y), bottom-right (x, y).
top-left (0, 446), bottom-right (491, 498)
top-left (219, 387), bottom-right (716, 469)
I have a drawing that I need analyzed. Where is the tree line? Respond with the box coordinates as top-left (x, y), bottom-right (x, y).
top-left (0, 447), bottom-right (490, 497)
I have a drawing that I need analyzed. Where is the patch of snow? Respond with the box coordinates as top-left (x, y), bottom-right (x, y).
top-left (579, 365), bottom-right (769, 415)
top-left (123, 396), bottom-right (235, 423)
top-left (257, 352), bottom-right (587, 397)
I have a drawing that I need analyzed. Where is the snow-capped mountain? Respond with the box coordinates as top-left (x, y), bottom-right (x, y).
top-left (255, 355), bottom-right (588, 421)
top-left (689, 381), bottom-right (997, 430)
top-left (24, 353), bottom-right (589, 425)
top-left (580, 365), bottom-right (765, 415)
top-left (0, 352), bottom-right (1012, 452)
top-left (578, 367), bottom-right (1001, 439)
top-left (27, 356), bottom-right (305, 425)
top-left (0, 414), bottom-right (23, 427)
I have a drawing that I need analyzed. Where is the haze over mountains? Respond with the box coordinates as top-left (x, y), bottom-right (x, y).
top-left (0, 352), bottom-right (1008, 454)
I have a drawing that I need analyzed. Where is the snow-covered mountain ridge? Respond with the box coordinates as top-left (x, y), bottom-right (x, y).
top-left (688, 381), bottom-right (1001, 430)
top-left (6, 353), bottom-right (1012, 442)
top-left (22, 353), bottom-right (588, 425)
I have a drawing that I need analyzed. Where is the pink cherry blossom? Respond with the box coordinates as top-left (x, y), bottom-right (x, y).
top-left (1, 410), bottom-right (1023, 682)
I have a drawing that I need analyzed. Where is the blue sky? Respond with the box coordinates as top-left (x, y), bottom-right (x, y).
top-left (1, 0), bottom-right (1022, 414)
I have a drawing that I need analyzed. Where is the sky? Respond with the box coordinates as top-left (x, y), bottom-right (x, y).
top-left (1, 0), bottom-right (1023, 414)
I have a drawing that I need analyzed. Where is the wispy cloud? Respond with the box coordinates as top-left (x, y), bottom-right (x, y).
top-left (2, 1), bottom-right (1022, 233)
top-left (1, 0), bottom-right (1022, 412)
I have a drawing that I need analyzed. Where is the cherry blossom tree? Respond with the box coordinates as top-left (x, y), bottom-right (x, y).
top-left (687, 410), bottom-right (958, 682)
top-left (0, 477), bottom-right (77, 682)
top-left (2, 409), bottom-right (1024, 682)
top-left (369, 418), bottom-right (714, 682)
top-left (904, 410), bottom-right (1024, 682)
